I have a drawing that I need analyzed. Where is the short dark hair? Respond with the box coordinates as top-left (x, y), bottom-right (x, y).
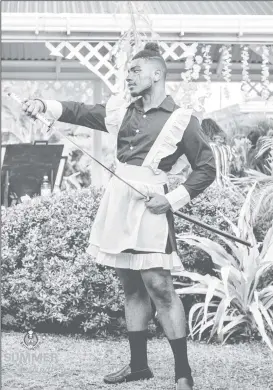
top-left (132, 42), bottom-right (167, 79)
top-left (132, 42), bottom-right (162, 60)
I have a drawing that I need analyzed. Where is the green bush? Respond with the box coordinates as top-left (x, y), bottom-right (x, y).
top-left (169, 178), bottom-right (242, 275)
top-left (1, 187), bottom-right (125, 335)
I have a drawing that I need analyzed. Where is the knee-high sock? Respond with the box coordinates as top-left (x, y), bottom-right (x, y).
top-left (128, 330), bottom-right (148, 371)
top-left (168, 337), bottom-right (192, 383)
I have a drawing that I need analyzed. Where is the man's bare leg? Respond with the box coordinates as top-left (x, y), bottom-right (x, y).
top-left (141, 268), bottom-right (193, 389)
top-left (115, 268), bottom-right (152, 331)
top-left (140, 268), bottom-right (186, 338)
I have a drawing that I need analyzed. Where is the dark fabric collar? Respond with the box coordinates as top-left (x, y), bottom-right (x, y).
top-left (128, 95), bottom-right (176, 112)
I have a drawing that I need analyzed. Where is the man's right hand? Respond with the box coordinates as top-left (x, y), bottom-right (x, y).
top-left (22, 99), bottom-right (45, 119)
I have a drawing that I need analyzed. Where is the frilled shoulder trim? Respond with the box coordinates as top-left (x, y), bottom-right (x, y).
top-left (104, 94), bottom-right (141, 135)
top-left (104, 94), bottom-right (128, 135)
top-left (142, 108), bottom-right (193, 174)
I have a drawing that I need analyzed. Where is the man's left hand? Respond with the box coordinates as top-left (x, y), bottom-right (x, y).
top-left (145, 193), bottom-right (171, 214)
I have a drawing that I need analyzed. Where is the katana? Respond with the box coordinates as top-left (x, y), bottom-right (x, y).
top-left (8, 92), bottom-right (252, 247)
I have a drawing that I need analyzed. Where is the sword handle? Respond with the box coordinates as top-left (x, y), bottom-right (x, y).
top-left (7, 92), bottom-right (55, 132)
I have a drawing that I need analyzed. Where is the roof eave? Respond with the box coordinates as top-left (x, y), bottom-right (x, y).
top-left (2, 13), bottom-right (273, 44)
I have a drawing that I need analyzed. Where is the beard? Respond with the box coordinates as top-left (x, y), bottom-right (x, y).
top-left (128, 78), bottom-right (153, 97)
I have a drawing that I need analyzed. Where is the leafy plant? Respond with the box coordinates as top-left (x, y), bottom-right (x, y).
top-left (229, 136), bottom-right (252, 175)
top-left (174, 184), bottom-right (273, 350)
top-left (1, 187), bottom-right (125, 335)
top-left (255, 135), bottom-right (273, 175)
top-left (230, 135), bottom-right (273, 243)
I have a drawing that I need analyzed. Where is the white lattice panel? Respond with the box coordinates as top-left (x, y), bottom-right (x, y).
top-left (46, 41), bottom-right (118, 92)
top-left (160, 42), bottom-right (198, 61)
top-left (243, 81), bottom-right (273, 100)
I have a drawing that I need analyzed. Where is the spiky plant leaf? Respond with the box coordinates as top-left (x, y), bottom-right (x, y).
top-left (255, 136), bottom-right (273, 159)
top-left (208, 297), bottom-right (235, 341)
top-left (217, 236), bottom-right (244, 266)
top-left (175, 184), bottom-right (273, 350)
top-left (219, 315), bottom-right (246, 338)
top-left (203, 279), bottom-right (221, 324)
top-left (260, 222), bottom-right (273, 261)
top-left (258, 300), bottom-right (273, 333)
top-left (249, 301), bottom-right (273, 351)
top-left (176, 235), bottom-right (238, 268)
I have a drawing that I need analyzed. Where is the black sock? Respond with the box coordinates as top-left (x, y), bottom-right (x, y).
top-left (168, 337), bottom-right (192, 383)
top-left (128, 330), bottom-right (148, 372)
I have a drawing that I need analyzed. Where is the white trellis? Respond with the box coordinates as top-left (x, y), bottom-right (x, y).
top-left (46, 41), bottom-right (119, 92)
top-left (242, 81), bottom-right (273, 100)
top-left (45, 41), bottom-right (199, 92)
top-left (160, 42), bottom-right (198, 61)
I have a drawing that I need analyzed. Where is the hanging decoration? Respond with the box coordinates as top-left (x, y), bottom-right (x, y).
top-left (261, 45), bottom-right (270, 100)
top-left (202, 44), bottom-right (212, 97)
top-left (109, 1), bottom-right (161, 96)
top-left (169, 82), bottom-right (206, 114)
top-left (192, 57), bottom-right (203, 80)
top-left (181, 58), bottom-right (194, 83)
top-left (178, 44), bottom-right (214, 113)
top-left (181, 43), bottom-right (199, 83)
top-left (241, 45), bottom-right (251, 94)
top-left (220, 45), bottom-right (232, 99)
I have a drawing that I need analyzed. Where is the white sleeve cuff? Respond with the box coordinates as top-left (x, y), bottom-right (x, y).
top-left (44, 100), bottom-right (63, 120)
top-left (165, 185), bottom-right (191, 212)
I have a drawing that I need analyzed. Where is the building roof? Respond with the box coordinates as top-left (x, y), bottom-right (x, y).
top-left (2, 1), bottom-right (273, 82)
top-left (2, 0), bottom-right (273, 15)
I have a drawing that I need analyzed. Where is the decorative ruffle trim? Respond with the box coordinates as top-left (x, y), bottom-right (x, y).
top-left (142, 107), bottom-right (193, 175)
top-left (104, 93), bottom-right (140, 135)
top-left (104, 94), bottom-right (128, 135)
top-left (86, 246), bottom-right (184, 271)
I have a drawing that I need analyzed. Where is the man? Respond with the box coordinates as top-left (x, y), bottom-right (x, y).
top-left (23, 42), bottom-right (216, 390)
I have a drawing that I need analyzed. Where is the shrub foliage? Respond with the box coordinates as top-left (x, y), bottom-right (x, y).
top-left (1, 188), bottom-right (124, 334)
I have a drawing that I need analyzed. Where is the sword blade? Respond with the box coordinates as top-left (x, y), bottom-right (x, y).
top-left (174, 211), bottom-right (252, 247)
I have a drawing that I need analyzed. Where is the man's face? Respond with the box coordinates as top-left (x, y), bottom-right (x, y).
top-left (126, 58), bottom-right (157, 97)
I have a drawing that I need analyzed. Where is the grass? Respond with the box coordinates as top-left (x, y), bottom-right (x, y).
top-left (2, 331), bottom-right (273, 390)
